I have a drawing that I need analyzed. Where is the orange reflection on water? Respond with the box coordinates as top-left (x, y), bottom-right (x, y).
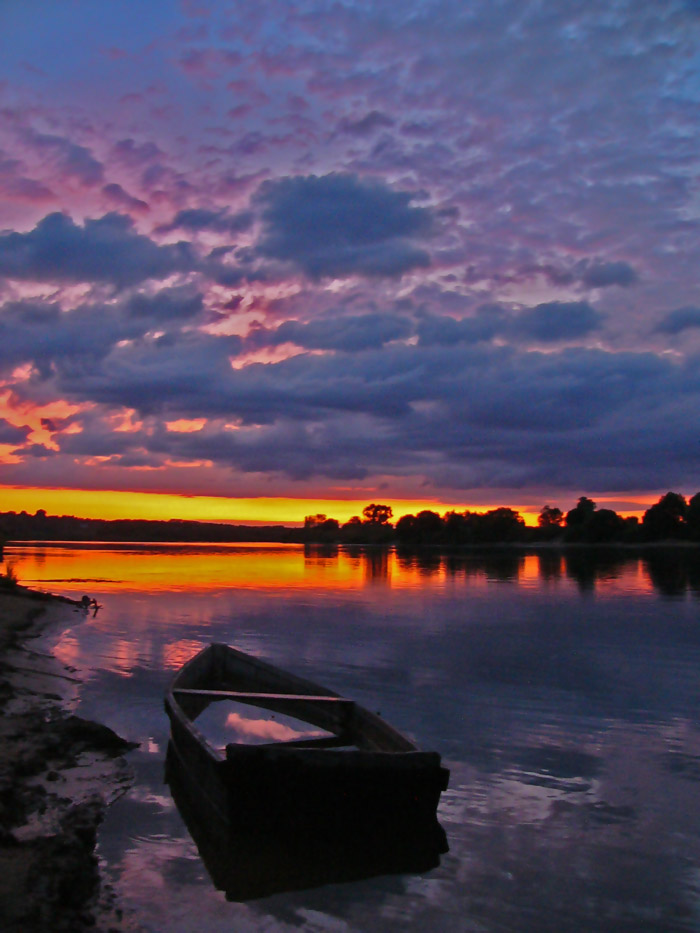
top-left (2, 543), bottom-right (682, 599)
top-left (3, 543), bottom-right (368, 594)
top-left (162, 639), bottom-right (208, 671)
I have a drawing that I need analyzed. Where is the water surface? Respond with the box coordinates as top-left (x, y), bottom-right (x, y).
top-left (5, 543), bottom-right (700, 931)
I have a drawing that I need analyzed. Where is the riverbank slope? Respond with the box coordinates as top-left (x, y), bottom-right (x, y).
top-left (0, 586), bottom-right (137, 932)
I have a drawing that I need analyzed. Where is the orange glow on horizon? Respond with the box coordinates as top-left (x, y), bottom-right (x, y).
top-left (0, 484), bottom-right (661, 527)
top-left (0, 484), bottom-right (561, 525)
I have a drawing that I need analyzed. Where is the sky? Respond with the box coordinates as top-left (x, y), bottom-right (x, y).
top-left (0, 0), bottom-right (699, 524)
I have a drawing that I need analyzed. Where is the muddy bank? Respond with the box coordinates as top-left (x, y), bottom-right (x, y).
top-left (0, 586), bottom-right (137, 932)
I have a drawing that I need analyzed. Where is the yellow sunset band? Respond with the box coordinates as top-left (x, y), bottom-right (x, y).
top-left (0, 486), bottom-right (656, 528)
top-left (0, 485), bottom-right (546, 526)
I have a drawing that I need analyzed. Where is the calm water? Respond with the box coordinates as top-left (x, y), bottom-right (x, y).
top-left (5, 542), bottom-right (700, 932)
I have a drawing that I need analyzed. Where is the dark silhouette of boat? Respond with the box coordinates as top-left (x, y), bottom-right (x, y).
top-left (165, 742), bottom-right (448, 900)
top-left (164, 643), bottom-right (449, 834)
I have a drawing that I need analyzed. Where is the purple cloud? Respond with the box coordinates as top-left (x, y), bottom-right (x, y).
top-left (655, 307), bottom-right (700, 335)
top-left (254, 173), bottom-right (434, 279)
top-left (0, 212), bottom-right (194, 287)
top-left (102, 183), bottom-right (149, 212)
top-left (22, 129), bottom-right (104, 187)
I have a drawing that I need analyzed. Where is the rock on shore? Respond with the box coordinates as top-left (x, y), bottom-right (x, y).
top-left (0, 587), bottom-right (137, 932)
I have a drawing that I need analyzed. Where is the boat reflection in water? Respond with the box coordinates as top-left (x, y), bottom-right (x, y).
top-left (165, 742), bottom-right (448, 901)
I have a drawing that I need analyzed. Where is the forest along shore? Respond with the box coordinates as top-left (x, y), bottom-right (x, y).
top-left (0, 586), bottom-right (137, 932)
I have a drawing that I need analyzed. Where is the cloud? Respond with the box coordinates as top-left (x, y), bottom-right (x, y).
top-left (0, 150), bottom-right (54, 202)
top-left (102, 183), bottom-right (149, 213)
top-left (0, 176), bottom-right (54, 201)
top-left (0, 287), bottom-right (205, 378)
top-left (510, 301), bottom-right (605, 342)
top-left (654, 306), bottom-right (700, 335)
top-left (579, 260), bottom-right (638, 289)
top-left (416, 307), bottom-right (504, 346)
top-left (246, 311), bottom-right (412, 352)
top-left (523, 259), bottom-right (638, 291)
top-left (112, 138), bottom-right (164, 167)
top-left (254, 173), bottom-right (434, 278)
top-left (125, 287), bottom-right (204, 322)
top-left (335, 111), bottom-right (395, 136)
top-left (0, 419), bottom-right (30, 445)
top-left (55, 331), bottom-right (243, 415)
top-left (416, 302), bottom-right (603, 346)
top-left (22, 129), bottom-right (104, 187)
top-left (164, 207), bottom-right (254, 234)
top-left (0, 212), bottom-right (195, 287)
top-left (34, 337), bottom-right (700, 492)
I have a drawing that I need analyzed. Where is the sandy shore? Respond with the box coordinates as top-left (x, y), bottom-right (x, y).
top-left (0, 585), bottom-right (138, 932)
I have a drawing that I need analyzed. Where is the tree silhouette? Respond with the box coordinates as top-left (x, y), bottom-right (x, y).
top-left (565, 496), bottom-right (597, 527)
top-left (362, 503), bottom-right (393, 525)
top-left (643, 492), bottom-right (688, 540)
top-left (538, 505), bottom-right (564, 527)
top-left (687, 492), bottom-right (700, 540)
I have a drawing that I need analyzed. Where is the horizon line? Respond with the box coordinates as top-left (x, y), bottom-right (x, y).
top-left (0, 484), bottom-right (674, 528)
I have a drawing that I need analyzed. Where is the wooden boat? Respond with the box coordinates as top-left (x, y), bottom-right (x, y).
top-left (166, 742), bottom-right (448, 900)
top-left (164, 643), bottom-right (449, 833)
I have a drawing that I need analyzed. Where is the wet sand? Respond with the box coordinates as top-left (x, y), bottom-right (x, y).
top-left (0, 585), bottom-right (137, 932)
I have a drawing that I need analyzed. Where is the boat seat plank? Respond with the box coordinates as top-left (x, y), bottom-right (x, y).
top-left (173, 688), bottom-right (354, 704)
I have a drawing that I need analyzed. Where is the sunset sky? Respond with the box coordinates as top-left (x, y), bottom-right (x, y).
top-left (0, 1), bottom-right (699, 524)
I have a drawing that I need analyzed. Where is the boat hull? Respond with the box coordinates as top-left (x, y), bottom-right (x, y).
top-left (165, 643), bottom-right (449, 833)
top-left (165, 742), bottom-right (448, 900)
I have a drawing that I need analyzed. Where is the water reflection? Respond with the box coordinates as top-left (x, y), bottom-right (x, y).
top-left (6, 542), bottom-right (700, 930)
top-left (4, 541), bottom-right (700, 598)
top-left (165, 744), bottom-right (448, 902)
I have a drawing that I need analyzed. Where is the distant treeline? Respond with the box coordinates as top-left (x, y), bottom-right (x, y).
top-left (0, 510), bottom-right (300, 544)
top-left (1, 491), bottom-right (699, 547)
top-left (302, 493), bottom-right (700, 546)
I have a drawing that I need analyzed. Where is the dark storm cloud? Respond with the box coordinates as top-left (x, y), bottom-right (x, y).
top-left (535, 260), bottom-right (638, 290)
top-left (579, 260), bottom-right (638, 289)
top-left (254, 174), bottom-right (434, 278)
top-left (54, 331), bottom-right (242, 415)
top-left (335, 111), bottom-right (395, 136)
top-left (23, 443), bottom-right (56, 458)
top-left (0, 300), bottom-right (111, 377)
top-left (125, 287), bottom-right (204, 321)
top-left (246, 312), bottom-right (412, 352)
top-left (0, 287), bottom-right (205, 377)
top-left (655, 307), bottom-right (700, 335)
top-left (0, 212), bottom-right (195, 287)
top-left (416, 302), bottom-right (603, 346)
top-left (41, 335), bottom-right (700, 490)
top-left (155, 420), bottom-right (375, 482)
top-left (416, 307), bottom-right (505, 346)
top-left (164, 207), bottom-right (254, 235)
top-left (0, 420), bottom-right (30, 445)
top-left (510, 301), bottom-right (605, 342)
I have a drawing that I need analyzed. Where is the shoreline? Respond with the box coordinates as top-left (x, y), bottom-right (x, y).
top-left (0, 585), bottom-right (138, 932)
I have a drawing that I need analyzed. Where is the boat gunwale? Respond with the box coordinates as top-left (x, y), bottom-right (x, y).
top-left (165, 643), bottom-right (423, 760)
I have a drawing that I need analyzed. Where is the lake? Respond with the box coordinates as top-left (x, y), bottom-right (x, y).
top-left (5, 542), bottom-right (700, 932)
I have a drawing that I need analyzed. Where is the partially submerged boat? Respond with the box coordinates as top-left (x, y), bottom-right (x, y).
top-left (166, 742), bottom-right (448, 900)
top-left (164, 643), bottom-right (449, 833)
